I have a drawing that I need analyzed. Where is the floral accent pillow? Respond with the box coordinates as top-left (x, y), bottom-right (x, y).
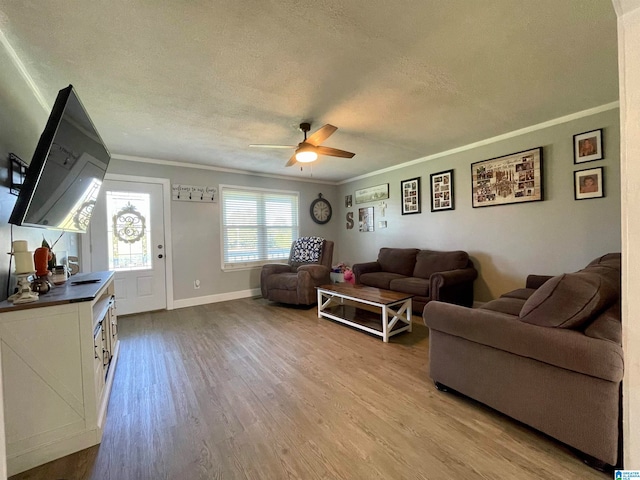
top-left (291, 236), bottom-right (324, 264)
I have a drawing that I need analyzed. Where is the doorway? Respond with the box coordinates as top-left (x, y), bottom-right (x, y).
top-left (84, 175), bottom-right (173, 315)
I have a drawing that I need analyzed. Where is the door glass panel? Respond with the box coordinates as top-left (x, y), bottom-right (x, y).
top-left (106, 191), bottom-right (151, 271)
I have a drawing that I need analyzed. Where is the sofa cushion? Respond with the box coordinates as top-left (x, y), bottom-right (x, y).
top-left (377, 248), bottom-right (419, 277)
top-left (519, 271), bottom-right (618, 329)
top-left (587, 252), bottom-right (621, 268)
top-left (413, 250), bottom-right (469, 279)
top-left (359, 272), bottom-right (407, 290)
top-left (581, 263), bottom-right (621, 292)
top-left (500, 288), bottom-right (537, 301)
top-left (389, 277), bottom-right (430, 296)
top-left (480, 297), bottom-right (526, 316)
top-left (584, 303), bottom-right (621, 344)
top-left (290, 236), bottom-right (324, 265)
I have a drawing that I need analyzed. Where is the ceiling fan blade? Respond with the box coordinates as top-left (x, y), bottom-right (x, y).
top-left (305, 124), bottom-right (337, 146)
top-left (285, 154), bottom-right (298, 167)
top-left (249, 144), bottom-right (296, 149)
top-left (316, 146), bottom-right (355, 158)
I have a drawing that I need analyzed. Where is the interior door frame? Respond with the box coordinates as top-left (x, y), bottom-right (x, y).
top-left (80, 173), bottom-right (174, 311)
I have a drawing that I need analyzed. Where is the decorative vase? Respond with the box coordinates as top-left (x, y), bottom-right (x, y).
top-left (33, 247), bottom-right (50, 277)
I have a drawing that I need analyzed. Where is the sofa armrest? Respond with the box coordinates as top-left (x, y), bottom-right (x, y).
top-left (429, 267), bottom-right (477, 305)
top-left (262, 263), bottom-right (294, 276)
top-left (430, 268), bottom-right (477, 292)
top-left (526, 274), bottom-right (554, 289)
top-left (297, 264), bottom-right (331, 282)
top-left (352, 261), bottom-right (381, 283)
top-left (423, 301), bottom-right (623, 383)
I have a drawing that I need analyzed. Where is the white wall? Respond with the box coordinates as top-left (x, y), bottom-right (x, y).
top-left (616, 0), bottom-right (640, 468)
top-left (337, 108), bottom-right (621, 301)
top-left (106, 158), bottom-right (340, 304)
top-left (0, 4), bottom-right (634, 470)
top-left (0, 44), bottom-right (79, 302)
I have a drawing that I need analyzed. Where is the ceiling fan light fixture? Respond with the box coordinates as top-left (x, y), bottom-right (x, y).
top-left (295, 148), bottom-right (318, 163)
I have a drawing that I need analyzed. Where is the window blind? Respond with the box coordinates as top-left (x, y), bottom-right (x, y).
top-left (221, 185), bottom-right (299, 270)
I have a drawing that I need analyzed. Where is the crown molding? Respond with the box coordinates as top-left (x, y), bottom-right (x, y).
top-left (111, 154), bottom-right (338, 185)
top-left (339, 101), bottom-right (620, 185)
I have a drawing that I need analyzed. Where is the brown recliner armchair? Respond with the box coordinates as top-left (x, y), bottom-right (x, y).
top-left (260, 237), bottom-right (334, 306)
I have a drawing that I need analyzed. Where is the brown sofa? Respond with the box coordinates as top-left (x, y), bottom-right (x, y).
top-left (352, 247), bottom-right (477, 313)
top-left (260, 238), bottom-right (334, 306)
top-left (423, 253), bottom-right (622, 468)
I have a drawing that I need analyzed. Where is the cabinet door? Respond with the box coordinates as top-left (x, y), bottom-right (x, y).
top-left (109, 297), bottom-right (118, 352)
top-left (93, 323), bottom-right (105, 404)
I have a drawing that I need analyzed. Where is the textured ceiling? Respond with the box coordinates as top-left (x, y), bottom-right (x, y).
top-left (0, 1), bottom-right (619, 183)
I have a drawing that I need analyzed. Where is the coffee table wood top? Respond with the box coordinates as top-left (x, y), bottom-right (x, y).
top-left (317, 283), bottom-right (413, 305)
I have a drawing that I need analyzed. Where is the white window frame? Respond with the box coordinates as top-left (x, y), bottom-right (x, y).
top-left (220, 184), bottom-right (299, 271)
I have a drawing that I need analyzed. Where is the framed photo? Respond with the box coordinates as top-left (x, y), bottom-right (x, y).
top-left (355, 184), bottom-right (389, 204)
top-left (574, 167), bottom-right (604, 200)
top-left (400, 177), bottom-right (421, 215)
top-left (345, 195), bottom-right (353, 208)
top-left (574, 129), bottom-right (603, 164)
top-left (471, 147), bottom-right (543, 208)
top-left (430, 169), bottom-right (454, 212)
top-left (358, 207), bottom-right (374, 232)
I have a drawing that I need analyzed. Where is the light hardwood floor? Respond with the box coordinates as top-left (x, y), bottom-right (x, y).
top-left (10, 298), bottom-right (609, 480)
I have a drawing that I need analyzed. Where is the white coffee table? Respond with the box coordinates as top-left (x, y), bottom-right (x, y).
top-left (316, 283), bottom-right (413, 342)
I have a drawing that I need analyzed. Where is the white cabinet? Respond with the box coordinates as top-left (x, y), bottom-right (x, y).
top-left (0, 271), bottom-right (118, 476)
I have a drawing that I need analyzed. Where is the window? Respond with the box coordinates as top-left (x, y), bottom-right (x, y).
top-left (221, 185), bottom-right (299, 270)
top-left (106, 190), bottom-right (152, 271)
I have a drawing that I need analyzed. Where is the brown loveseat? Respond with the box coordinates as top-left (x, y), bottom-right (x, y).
top-left (423, 253), bottom-right (622, 468)
top-left (352, 247), bottom-right (477, 314)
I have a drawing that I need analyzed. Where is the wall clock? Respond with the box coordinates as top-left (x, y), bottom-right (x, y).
top-left (310, 193), bottom-right (332, 224)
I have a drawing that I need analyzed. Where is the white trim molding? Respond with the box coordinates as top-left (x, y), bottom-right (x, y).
top-left (173, 288), bottom-right (262, 310)
top-left (81, 174), bottom-right (175, 311)
top-left (341, 101), bottom-right (620, 184)
top-left (111, 154), bottom-right (336, 185)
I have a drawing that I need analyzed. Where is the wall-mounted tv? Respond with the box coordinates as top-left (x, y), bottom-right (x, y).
top-left (9, 84), bottom-right (111, 233)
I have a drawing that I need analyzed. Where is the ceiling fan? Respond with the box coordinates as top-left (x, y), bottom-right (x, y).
top-left (250, 122), bottom-right (355, 167)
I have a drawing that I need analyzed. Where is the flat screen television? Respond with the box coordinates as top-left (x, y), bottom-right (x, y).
top-left (9, 84), bottom-right (111, 233)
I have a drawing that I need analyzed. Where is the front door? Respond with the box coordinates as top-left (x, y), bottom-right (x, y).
top-left (89, 179), bottom-right (167, 315)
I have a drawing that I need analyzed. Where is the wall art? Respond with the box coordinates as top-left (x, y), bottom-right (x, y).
top-left (355, 184), bottom-right (389, 204)
top-left (430, 170), bottom-right (454, 212)
top-left (574, 166), bottom-right (604, 200)
top-left (574, 129), bottom-right (603, 164)
top-left (400, 177), bottom-right (421, 215)
top-left (358, 207), bottom-right (374, 232)
top-left (471, 147), bottom-right (543, 208)
top-left (345, 195), bottom-right (353, 207)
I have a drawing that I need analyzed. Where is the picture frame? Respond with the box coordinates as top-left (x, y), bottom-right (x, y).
top-left (574, 129), bottom-right (603, 164)
top-left (345, 195), bottom-right (353, 208)
top-left (400, 177), bottom-right (421, 215)
top-left (471, 147), bottom-right (543, 208)
top-left (355, 183), bottom-right (389, 204)
top-left (358, 207), bottom-right (374, 232)
top-left (430, 169), bottom-right (454, 212)
top-left (574, 167), bottom-right (604, 200)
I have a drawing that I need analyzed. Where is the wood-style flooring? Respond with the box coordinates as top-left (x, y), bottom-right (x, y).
top-left (9, 298), bottom-right (609, 480)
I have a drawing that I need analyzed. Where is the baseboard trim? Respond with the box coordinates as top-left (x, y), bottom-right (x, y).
top-left (173, 289), bottom-right (262, 309)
